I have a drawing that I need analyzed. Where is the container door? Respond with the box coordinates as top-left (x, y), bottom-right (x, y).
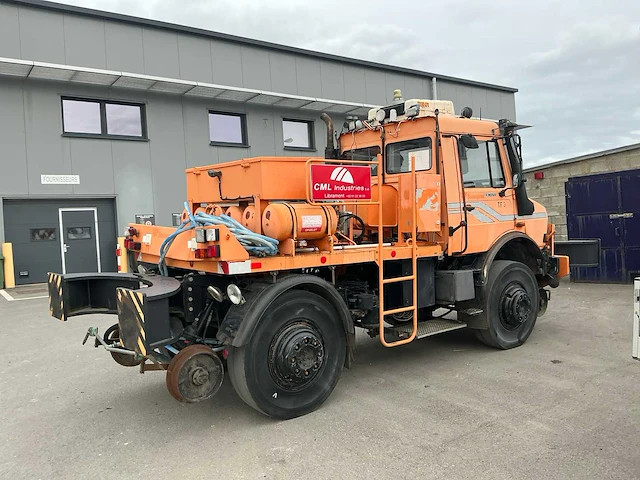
top-left (620, 169), bottom-right (640, 281)
top-left (566, 173), bottom-right (623, 282)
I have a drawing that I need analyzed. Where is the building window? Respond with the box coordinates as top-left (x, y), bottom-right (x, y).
top-left (283, 119), bottom-right (314, 150)
top-left (62, 97), bottom-right (146, 140)
top-left (30, 228), bottom-right (56, 241)
top-left (459, 140), bottom-right (506, 188)
top-left (386, 138), bottom-right (432, 174)
top-left (208, 112), bottom-right (248, 146)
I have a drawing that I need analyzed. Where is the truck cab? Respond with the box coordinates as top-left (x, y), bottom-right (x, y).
top-left (339, 96), bottom-right (550, 259)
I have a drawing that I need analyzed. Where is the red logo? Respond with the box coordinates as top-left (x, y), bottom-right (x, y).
top-left (310, 165), bottom-right (371, 200)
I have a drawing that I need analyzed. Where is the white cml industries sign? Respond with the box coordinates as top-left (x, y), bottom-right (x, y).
top-left (41, 174), bottom-right (80, 185)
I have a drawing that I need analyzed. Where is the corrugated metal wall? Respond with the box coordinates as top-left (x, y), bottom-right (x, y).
top-left (0, 1), bottom-right (517, 237)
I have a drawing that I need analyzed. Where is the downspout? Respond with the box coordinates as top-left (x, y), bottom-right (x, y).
top-left (431, 77), bottom-right (438, 100)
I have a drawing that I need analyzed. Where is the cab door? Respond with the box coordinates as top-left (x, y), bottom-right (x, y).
top-left (448, 137), bottom-right (515, 254)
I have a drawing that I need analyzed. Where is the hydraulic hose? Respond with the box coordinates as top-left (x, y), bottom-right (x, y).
top-left (157, 202), bottom-right (279, 276)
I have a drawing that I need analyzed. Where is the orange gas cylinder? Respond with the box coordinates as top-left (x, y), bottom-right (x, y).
top-left (242, 205), bottom-right (260, 232)
top-left (211, 205), bottom-right (226, 216)
top-left (225, 205), bottom-right (244, 224)
top-left (262, 203), bottom-right (337, 241)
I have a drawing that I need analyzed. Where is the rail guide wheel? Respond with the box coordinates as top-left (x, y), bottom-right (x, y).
top-left (166, 344), bottom-right (224, 403)
top-left (103, 324), bottom-right (142, 367)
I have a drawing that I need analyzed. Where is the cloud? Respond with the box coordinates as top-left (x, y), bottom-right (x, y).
top-left (62, 0), bottom-right (640, 166)
top-left (517, 19), bottom-right (640, 167)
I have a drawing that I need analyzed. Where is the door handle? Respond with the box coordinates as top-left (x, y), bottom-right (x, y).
top-left (63, 243), bottom-right (69, 253)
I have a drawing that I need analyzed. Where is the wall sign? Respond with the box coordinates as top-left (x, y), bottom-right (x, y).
top-left (135, 214), bottom-right (155, 226)
top-left (41, 174), bottom-right (80, 185)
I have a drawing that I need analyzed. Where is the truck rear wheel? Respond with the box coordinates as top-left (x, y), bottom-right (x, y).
top-left (474, 260), bottom-right (539, 350)
top-left (227, 290), bottom-right (346, 419)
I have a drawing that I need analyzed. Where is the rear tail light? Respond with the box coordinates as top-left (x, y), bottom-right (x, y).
top-left (123, 238), bottom-right (141, 250)
top-left (194, 245), bottom-right (220, 259)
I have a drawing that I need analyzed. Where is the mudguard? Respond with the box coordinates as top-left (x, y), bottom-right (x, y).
top-left (218, 275), bottom-right (356, 368)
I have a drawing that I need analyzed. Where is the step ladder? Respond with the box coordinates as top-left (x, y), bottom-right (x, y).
top-left (377, 154), bottom-right (419, 347)
top-left (389, 318), bottom-right (467, 340)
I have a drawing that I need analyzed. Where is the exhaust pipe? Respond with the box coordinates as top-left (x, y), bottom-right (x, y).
top-left (320, 113), bottom-right (339, 159)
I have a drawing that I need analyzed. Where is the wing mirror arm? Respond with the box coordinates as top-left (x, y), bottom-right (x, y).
top-left (498, 173), bottom-right (523, 197)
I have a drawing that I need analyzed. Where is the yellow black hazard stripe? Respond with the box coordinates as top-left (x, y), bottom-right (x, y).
top-left (47, 272), bottom-right (65, 322)
top-left (116, 288), bottom-right (147, 357)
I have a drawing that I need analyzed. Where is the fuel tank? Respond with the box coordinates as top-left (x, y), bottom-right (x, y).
top-left (262, 203), bottom-right (338, 241)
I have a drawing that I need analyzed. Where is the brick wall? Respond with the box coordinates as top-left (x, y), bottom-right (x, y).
top-left (524, 147), bottom-right (640, 241)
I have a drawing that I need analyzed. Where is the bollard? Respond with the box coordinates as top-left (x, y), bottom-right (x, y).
top-left (634, 277), bottom-right (639, 360)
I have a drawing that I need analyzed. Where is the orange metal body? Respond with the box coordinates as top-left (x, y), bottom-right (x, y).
top-left (129, 114), bottom-right (557, 270)
top-left (125, 110), bottom-right (566, 349)
top-left (122, 109), bottom-right (569, 347)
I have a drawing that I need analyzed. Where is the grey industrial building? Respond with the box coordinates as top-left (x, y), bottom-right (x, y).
top-left (0, 0), bottom-right (518, 285)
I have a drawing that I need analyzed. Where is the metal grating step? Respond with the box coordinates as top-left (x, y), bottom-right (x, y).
top-left (389, 319), bottom-right (467, 340)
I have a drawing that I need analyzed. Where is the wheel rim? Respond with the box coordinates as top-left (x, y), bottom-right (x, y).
top-left (166, 344), bottom-right (224, 403)
top-left (268, 321), bottom-right (325, 393)
top-left (499, 282), bottom-right (533, 331)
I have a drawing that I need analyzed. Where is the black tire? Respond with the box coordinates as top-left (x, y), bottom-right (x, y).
top-left (227, 290), bottom-right (346, 419)
top-left (474, 260), bottom-right (539, 350)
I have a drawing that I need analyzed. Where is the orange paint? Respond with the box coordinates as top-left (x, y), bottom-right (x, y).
top-left (124, 102), bottom-right (568, 339)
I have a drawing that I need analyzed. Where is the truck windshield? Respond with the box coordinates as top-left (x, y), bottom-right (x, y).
top-left (341, 146), bottom-right (381, 174)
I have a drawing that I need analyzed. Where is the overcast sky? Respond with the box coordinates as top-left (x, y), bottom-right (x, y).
top-left (64, 0), bottom-right (639, 167)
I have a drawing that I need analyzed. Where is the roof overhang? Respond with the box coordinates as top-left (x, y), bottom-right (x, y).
top-left (0, 57), bottom-right (376, 117)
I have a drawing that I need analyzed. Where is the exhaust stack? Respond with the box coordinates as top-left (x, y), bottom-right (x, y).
top-left (320, 113), bottom-right (339, 159)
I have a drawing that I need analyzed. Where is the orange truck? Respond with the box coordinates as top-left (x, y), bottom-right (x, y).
top-left (47, 91), bottom-right (570, 419)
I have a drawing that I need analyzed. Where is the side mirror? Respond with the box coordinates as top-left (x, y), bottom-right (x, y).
top-left (460, 134), bottom-right (478, 149)
top-left (513, 173), bottom-right (521, 188)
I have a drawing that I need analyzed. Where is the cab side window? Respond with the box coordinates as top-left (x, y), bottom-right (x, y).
top-left (459, 140), bottom-right (505, 188)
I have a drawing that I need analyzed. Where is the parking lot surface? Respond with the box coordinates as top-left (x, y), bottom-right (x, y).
top-left (1, 281), bottom-right (639, 479)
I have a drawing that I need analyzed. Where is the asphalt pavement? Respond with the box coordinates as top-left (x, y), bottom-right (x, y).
top-left (1, 281), bottom-right (639, 479)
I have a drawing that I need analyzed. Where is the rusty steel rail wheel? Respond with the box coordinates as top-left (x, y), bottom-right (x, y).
top-left (166, 345), bottom-right (224, 403)
top-left (227, 290), bottom-right (346, 419)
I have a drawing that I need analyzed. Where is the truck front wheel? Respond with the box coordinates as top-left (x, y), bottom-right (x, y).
top-left (474, 260), bottom-right (539, 350)
top-left (227, 290), bottom-right (346, 419)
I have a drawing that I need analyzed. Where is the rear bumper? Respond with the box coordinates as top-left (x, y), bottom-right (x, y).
top-left (47, 272), bottom-right (182, 356)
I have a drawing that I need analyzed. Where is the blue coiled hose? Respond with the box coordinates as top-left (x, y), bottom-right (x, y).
top-left (157, 202), bottom-right (279, 276)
